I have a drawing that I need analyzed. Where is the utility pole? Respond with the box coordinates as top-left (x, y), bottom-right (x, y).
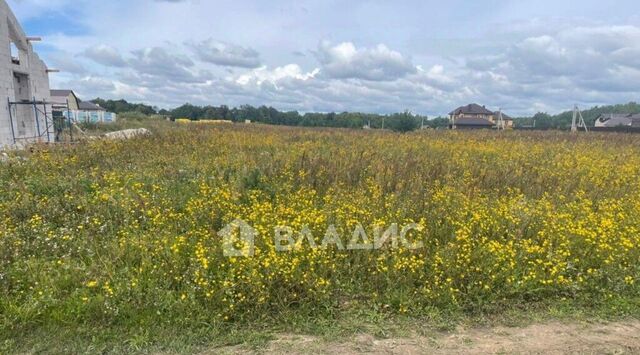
top-left (382, 116), bottom-right (385, 130)
top-left (497, 109), bottom-right (505, 131)
top-left (571, 105), bottom-right (588, 133)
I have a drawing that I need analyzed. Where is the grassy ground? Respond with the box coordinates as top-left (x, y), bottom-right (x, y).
top-left (1, 120), bottom-right (640, 353)
top-left (4, 300), bottom-right (640, 353)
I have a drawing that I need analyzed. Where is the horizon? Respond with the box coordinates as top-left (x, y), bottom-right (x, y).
top-left (10, 0), bottom-right (640, 117)
top-left (90, 97), bottom-right (640, 120)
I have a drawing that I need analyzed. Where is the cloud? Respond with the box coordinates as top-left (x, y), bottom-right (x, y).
top-left (16, 0), bottom-right (640, 116)
top-left (52, 75), bottom-right (117, 100)
top-left (414, 65), bottom-right (458, 91)
top-left (466, 25), bottom-right (640, 91)
top-left (236, 64), bottom-right (319, 86)
top-left (45, 22), bottom-right (640, 117)
top-left (84, 45), bottom-right (127, 67)
top-left (315, 41), bottom-right (417, 81)
top-left (190, 39), bottom-right (261, 68)
top-left (127, 47), bottom-right (208, 84)
top-left (47, 52), bottom-right (87, 75)
top-left (74, 76), bottom-right (116, 94)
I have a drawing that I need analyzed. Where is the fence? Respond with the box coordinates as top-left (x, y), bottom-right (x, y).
top-left (589, 126), bottom-right (640, 134)
top-left (515, 126), bottom-right (640, 134)
top-left (63, 110), bottom-right (117, 123)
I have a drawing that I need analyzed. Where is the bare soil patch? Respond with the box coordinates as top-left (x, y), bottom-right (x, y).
top-left (213, 320), bottom-right (640, 354)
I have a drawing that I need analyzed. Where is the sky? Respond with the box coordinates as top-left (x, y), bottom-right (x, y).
top-left (8, 0), bottom-right (640, 116)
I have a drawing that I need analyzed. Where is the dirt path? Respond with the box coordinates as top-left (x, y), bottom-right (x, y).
top-left (214, 320), bottom-right (640, 354)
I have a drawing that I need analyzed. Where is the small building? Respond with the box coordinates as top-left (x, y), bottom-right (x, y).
top-left (79, 100), bottom-right (106, 112)
top-left (50, 89), bottom-right (116, 123)
top-left (0, 0), bottom-right (54, 146)
top-left (50, 89), bottom-right (80, 110)
top-left (594, 113), bottom-right (640, 128)
top-left (449, 103), bottom-right (514, 129)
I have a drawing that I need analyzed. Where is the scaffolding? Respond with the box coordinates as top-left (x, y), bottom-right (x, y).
top-left (7, 97), bottom-right (76, 144)
top-left (51, 99), bottom-right (75, 143)
top-left (7, 97), bottom-right (52, 144)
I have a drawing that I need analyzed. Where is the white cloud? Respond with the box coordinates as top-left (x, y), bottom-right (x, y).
top-left (315, 41), bottom-right (417, 81)
top-left (190, 39), bottom-right (261, 68)
top-left (415, 65), bottom-right (458, 91)
top-left (12, 0), bottom-right (640, 116)
top-left (236, 64), bottom-right (319, 86)
top-left (468, 25), bottom-right (640, 91)
top-left (126, 47), bottom-right (208, 85)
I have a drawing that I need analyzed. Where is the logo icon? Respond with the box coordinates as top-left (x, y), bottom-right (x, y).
top-left (218, 219), bottom-right (257, 257)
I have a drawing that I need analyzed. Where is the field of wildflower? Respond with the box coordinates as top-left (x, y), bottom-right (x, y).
top-left (1, 122), bottom-right (640, 350)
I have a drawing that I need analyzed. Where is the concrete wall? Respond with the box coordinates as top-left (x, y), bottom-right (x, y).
top-left (0, 0), bottom-right (52, 147)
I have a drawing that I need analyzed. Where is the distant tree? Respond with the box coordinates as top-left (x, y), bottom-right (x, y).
top-left (426, 116), bottom-right (450, 128)
top-left (516, 102), bottom-right (640, 129)
top-left (533, 112), bottom-right (553, 129)
top-left (91, 98), bottom-right (157, 115)
top-left (387, 110), bottom-right (419, 132)
top-left (171, 103), bottom-right (204, 120)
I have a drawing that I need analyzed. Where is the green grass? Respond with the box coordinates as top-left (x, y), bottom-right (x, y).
top-left (3, 296), bottom-right (640, 354)
top-left (2, 119), bottom-right (640, 353)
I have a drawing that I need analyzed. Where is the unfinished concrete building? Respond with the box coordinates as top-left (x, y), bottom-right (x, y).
top-left (0, 0), bottom-right (53, 147)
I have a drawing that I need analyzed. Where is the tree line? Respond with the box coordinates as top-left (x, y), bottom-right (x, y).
top-left (91, 98), bottom-right (158, 116)
top-left (91, 98), bottom-right (640, 131)
top-left (514, 102), bottom-right (640, 129)
top-left (90, 98), bottom-right (450, 132)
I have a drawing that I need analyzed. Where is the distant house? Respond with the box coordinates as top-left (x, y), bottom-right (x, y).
top-left (594, 113), bottom-right (640, 128)
top-left (50, 89), bottom-right (116, 123)
top-left (50, 89), bottom-right (80, 110)
top-left (449, 104), bottom-right (514, 129)
top-left (78, 100), bottom-right (106, 112)
top-left (497, 112), bottom-right (515, 128)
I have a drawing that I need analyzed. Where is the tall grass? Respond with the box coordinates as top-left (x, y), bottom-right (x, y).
top-left (1, 123), bottom-right (639, 349)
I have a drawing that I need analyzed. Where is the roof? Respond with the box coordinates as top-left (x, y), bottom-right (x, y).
top-left (450, 103), bottom-right (495, 116)
top-left (494, 111), bottom-right (514, 121)
top-left (50, 89), bottom-right (80, 107)
top-left (596, 113), bottom-right (633, 127)
top-left (78, 101), bottom-right (106, 111)
top-left (453, 117), bottom-right (495, 126)
top-left (50, 89), bottom-right (75, 97)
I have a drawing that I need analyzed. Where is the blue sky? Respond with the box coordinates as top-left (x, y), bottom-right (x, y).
top-left (8, 0), bottom-right (640, 116)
